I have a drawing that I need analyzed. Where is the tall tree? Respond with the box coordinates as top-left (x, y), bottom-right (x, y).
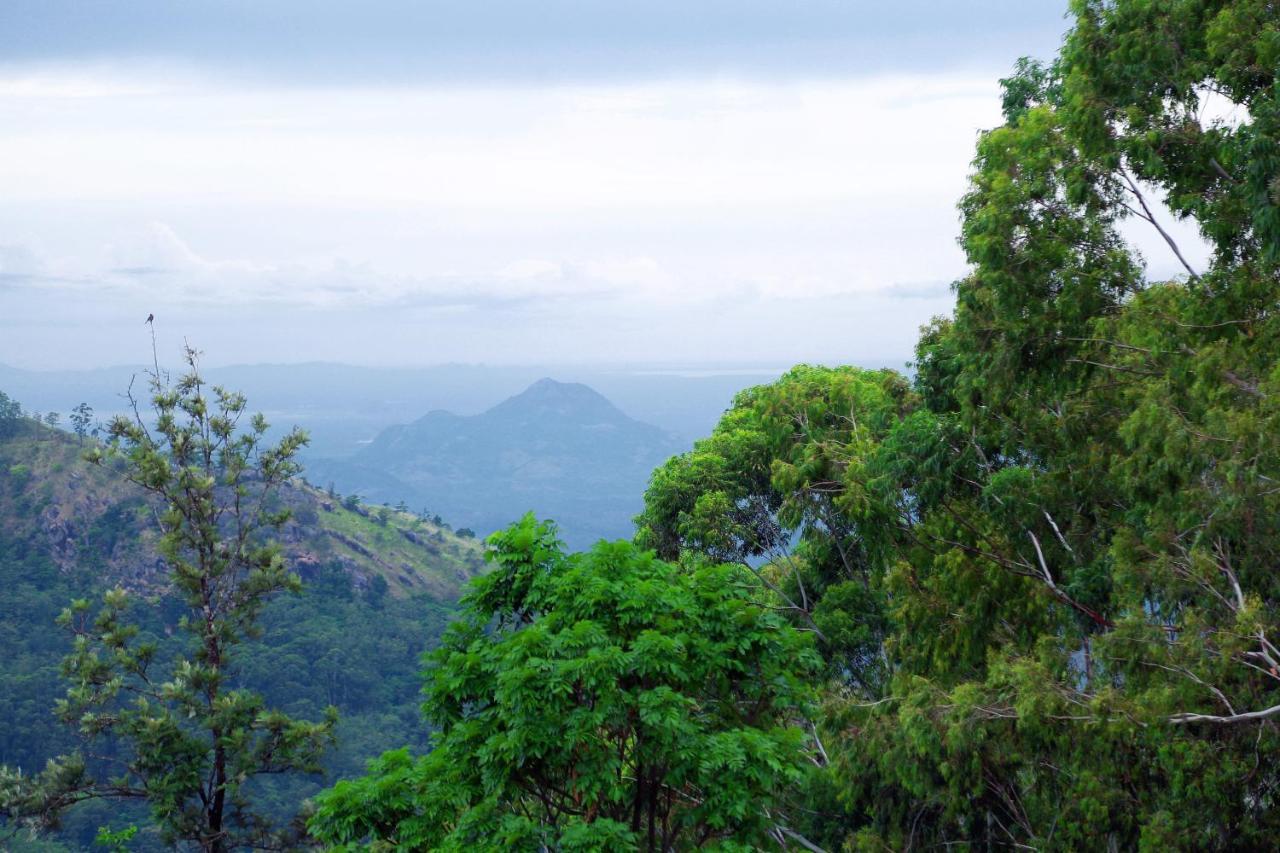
top-left (0, 390), bottom-right (21, 439)
top-left (309, 515), bottom-right (820, 851)
top-left (803, 2), bottom-right (1280, 848)
top-left (0, 347), bottom-right (335, 852)
top-left (68, 403), bottom-right (94, 444)
top-left (635, 364), bottom-right (909, 691)
top-left (632, 3), bottom-right (1280, 848)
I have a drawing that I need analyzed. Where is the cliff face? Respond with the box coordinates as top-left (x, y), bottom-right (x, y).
top-left (0, 421), bottom-right (484, 600)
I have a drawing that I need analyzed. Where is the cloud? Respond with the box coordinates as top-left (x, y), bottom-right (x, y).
top-left (23, 222), bottom-right (679, 312)
top-left (0, 41), bottom-right (1047, 369)
top-left (0, 75), bottom-right (1003, 216)
top-left (109, 222), bottom-right (204, 273)
top-left (0, 69), bottom-right (178, 99)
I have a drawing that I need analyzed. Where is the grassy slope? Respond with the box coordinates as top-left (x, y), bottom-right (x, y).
top-left (0, 419), bottom-right (485, 600)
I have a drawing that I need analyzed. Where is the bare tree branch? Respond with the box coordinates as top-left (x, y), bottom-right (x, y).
top-left (1119, 168), bottom-right (1201, 282)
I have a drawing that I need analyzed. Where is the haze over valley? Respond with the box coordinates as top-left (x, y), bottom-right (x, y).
top-left (0, 361), bottom-right (788, 545)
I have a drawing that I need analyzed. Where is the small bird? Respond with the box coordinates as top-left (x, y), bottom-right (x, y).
top-left (145, 313), bottom-right (154, 324)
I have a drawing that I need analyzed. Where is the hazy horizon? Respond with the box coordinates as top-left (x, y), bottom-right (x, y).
top-left (0, 353), bottom-right (869, 375)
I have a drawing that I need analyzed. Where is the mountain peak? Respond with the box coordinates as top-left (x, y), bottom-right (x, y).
top-left (350, 377), bottom-right (681, 548)
top-left (484, 378), bottom-right (625, 423)
top-left (523, 377), bottom-right (607, 399)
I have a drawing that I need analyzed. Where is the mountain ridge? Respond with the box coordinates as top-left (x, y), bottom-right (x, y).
top-left (0, 419), bottom-right (484, 600)
top-left (311, 378), bottom-right (683, 548)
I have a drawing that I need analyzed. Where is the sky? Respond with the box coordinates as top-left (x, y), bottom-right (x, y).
top-left (0, 1), bottom-right (1201, 370)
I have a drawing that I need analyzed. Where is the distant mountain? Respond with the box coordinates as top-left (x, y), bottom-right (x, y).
top-left (307, 378), bottom-right (684, 548)
top-left (0, 361), bottom-right (785, 456)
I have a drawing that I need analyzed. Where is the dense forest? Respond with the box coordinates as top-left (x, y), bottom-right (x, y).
top-left (6, 0), bottom-right (1280, 849)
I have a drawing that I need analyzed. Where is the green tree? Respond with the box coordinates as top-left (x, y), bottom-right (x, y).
top-left (0, 347), bottom-right (336, 852)
top-left (797, 2), bottom-right (1280, 847)
top-left (636, 364), bottom-right (909, 690)
top-left (0, 390), bottom-right (21, 439)
top-left (627, 5), bottom-right (1280, 846)
top-left (309, 515), bottom-right (820, 851)
top-left (68, 404), bottom-right (93, 445)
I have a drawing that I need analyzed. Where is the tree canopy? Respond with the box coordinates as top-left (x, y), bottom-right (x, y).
top-left (309, 515), bottom-right (820, 851)
top-left (638, 1), bottom-right (1280, 847)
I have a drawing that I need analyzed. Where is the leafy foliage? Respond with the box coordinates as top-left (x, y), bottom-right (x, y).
top-left (632, 3), bottom-right (1280, 848)
top-left (636, 364), bottom-right (911, 692)
top-left (0, 397), bottom-right (482, 849)
top-left (1, 350), bottom-right (336, 852)
top-left (310, 515), bottom-right (819, 851)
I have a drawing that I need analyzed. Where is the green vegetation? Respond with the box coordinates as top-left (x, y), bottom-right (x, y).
top-left (0, 390), bottom-right (21, 438)
top-left (8, 0), bottom-right (1280, 848)
top-left (311, 1), bottom-right (1280, 848)
top-left (6, 348), bottom-right (335, 852)
top-left (309, 515), bottom-right (819, 850)
top-left (0, 377), bottom-right (482, 849)
top-left (636, 364), bottom-right (907, 692)
top-left (636, 2), bottom-right (1280, 846)
top-left (0, 530), bottom-right (461, 850)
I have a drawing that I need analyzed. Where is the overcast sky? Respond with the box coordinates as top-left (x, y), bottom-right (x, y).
top-left (0, 1), bottom-right (1194, 370)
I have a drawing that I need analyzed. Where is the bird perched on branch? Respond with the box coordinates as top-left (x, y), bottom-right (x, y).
top-left (145, 313), bottom-right (154, 324)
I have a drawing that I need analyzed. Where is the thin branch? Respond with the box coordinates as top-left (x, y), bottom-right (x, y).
top-left (1067, 358), bottom-right (1162, 378)
top-left (1210, 157), bottom-right (1238, 185)
top-left (1028, 531), bottom-right (1115, 629)
top-left (734, 560), bottom-right (826, 641)
top-left (1223, 369), bottom-right (1265, 399)
top-left (810, 721), bottom-right (829, 767)
top-left (1120, 168), bottom-right (1201, 282)
top-left (778, 826), bottom-right (828, 853)
top-left (1171, 704), bottom-right (1280, 724)
top-left (1042, 510), bottom-right (1075, 559)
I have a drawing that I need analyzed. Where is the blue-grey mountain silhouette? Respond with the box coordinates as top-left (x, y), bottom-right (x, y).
top-left (308, 378), bottom-right (682, 548)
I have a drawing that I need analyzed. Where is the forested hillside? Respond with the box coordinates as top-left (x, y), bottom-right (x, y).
top-left (0, 407), bottom-right (483, 849)
top-left (0, 416), bottom-right (484, 598)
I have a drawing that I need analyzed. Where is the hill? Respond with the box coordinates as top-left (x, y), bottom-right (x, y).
top-left (0, 419), bottom-right (484, 600)
top-left (0, 416), bottom-right (484, 849)
top-left (307, 378), bottom-right (684, 548)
